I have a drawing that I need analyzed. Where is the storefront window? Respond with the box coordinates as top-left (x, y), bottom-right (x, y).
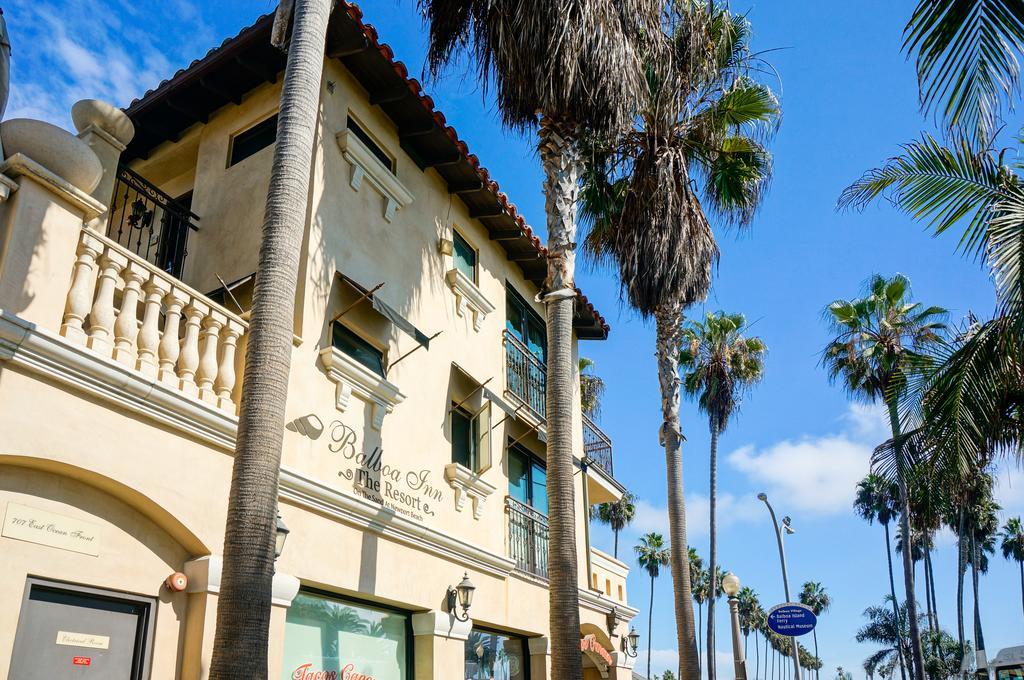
top-left (283, 591), bottom-right (409, 680)
top-left (464, 629), bottom-right (528, 680)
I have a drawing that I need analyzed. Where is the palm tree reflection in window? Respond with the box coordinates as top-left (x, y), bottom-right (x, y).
top-left (464, 630), bottom-right (525, 680)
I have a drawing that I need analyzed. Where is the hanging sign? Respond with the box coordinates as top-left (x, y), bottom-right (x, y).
top-left (767, 603), bottom-right (816, 636)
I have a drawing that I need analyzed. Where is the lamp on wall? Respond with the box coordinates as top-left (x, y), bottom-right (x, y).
top-left (274, 510), bottom-right (290, 559)
top-left (623, 628), bottom-right (639, 658)
top-left (446, 572), bottom-right (475, 622)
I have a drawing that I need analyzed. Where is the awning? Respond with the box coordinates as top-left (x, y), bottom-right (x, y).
top-left (338, 273), bottom-right (432, 349)
top-left (451, 362), bottom-right (519, 419)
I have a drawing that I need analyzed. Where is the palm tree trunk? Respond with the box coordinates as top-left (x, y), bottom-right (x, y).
top-left (812, 629), bottom-right (819, 680)
top-left (656, 302), bottom-right (701, 680)
top-left (755, 630), bottom-right (760, 680)
top-left (708, 424), bottom-right (720, 680)
top-left (614, 528), bottom-right (619, 559)
top-left (649, 574), bottom-right (657, 680)
top-left (886, 401), bottom-right (926, 680)
top-left (698, 603), bottom-right (704, 677)
top-left (925, 545), bottom-right (939, 632)
top-left (971, 531), bottom-right (986, 665)
top-left (208, 1), bottom-right (330, 677)
top-left (1019, 561), bottom-right (1023, 619)
top-left (957, 510), bottom-right (966, 663)
top-left (539, 116), bottom-right (584, 680)
top-left (884, 522), bottom-right (909, 680)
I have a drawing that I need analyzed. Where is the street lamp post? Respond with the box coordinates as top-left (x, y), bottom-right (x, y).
top-left (722, 573), bottom-right (748, 680)
top-left (758, 493), bottom-right (802, 680)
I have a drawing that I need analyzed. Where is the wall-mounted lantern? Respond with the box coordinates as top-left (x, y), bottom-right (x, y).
top-left (446, 572), bottom-right (475, 622)
top-left (275, 510), bottom-right (290, 559)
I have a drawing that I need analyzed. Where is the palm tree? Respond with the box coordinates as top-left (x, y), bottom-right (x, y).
top-left (637, 533), bottom-right (672, 680)
top-left (1000, 516), bottom-right (1024, 620)
top-left (692, 565), bottom-right (708, 675)
top-left (799, 582), bottom-right (831, 680)
top-left (965, 482), bottom-right (999, 669)
top-left (857, 597), bottom-right (913, 680)
top-left (854, 473), bottom-right (908, 680)
top-left (823, 273), bottom-right (947, 680)
top-left (680, 310), bottom-right (766, 677)
top-left (580, 7), bottom-right (778, 677)
top-left (208, 1), bottom-right (333, 677)
top-left (579, 357), bottom-right (606, 419)
top-left (591, 490), bottom-right (637, 558)
top-left (416, 2), bottom-right (661, 677)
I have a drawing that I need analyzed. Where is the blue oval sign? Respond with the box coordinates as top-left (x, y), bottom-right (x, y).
top-left (767, 603), bottom-right (817, 636)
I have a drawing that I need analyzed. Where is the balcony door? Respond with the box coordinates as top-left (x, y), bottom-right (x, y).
top-left (505, 286), bottom-right (546, 363)
top-left (507, 444), bottom-right (549, 577)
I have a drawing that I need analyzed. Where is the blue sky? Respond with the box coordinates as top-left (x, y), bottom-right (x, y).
top-left (7, 0), bottom-right (1023, 678)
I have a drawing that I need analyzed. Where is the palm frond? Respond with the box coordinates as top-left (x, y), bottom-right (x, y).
top-left (903, 0), bottom-right (1024, 140)
top-left (838, 134), bottom-right (1013, 258)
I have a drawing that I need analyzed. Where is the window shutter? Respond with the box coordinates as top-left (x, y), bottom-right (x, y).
top-left (474, 400), bottom-right (492, 473)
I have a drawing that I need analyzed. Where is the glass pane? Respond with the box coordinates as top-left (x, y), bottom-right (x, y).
top-left (465, 630), bottom-right (527, 680)
top-left (230, 115), bottom-right (278, 167)
top-left (531, 461), bottom-right (547, 515)
top-left (526, 318), bottom-right (546, 361)
top-left (284, 592), bottom-right (408, 680)
top-left (332, 323), bottom-right (385, 377)
top-left (451, 409), bottom-right (476, 470)
top-left (453, 232), bottom-right (477, 283)
top-left (505, 292), bottom-right (524, 340)
top-left (507, 448), bottom-right (529, 504)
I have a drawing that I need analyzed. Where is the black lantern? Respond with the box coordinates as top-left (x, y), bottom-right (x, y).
top-left (624, 628), bottom-right (640, 658)
top-left (447, 572), bottom-right (475, 622)
top-left (274, 511), bottom-right (290, 559)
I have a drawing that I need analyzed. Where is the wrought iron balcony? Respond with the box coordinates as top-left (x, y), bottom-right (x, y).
top-left (582, 413), bottom-right (614, 477)
top-left (106, 165), bottom-right (199, 278)
top-left (506, 496), bottom-right (549, 579)
top-left (503, 329), bottom-right (546, 422)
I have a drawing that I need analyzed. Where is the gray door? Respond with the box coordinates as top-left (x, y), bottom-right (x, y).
top-left (9, 580), bottom-right (155, 679)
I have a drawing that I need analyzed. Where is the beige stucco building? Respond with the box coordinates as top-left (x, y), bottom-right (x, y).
top-left (0, 4), bottom-right (640, 679)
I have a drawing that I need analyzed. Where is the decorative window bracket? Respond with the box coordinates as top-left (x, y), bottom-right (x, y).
top-left (319, 346), bottom-right (405, 429)
top-left (444, 463), bottom-right (496, 520)
top-left (337, 129), bottom-right (413, 222)
top-left (445, 269), bottom-right (495, 332)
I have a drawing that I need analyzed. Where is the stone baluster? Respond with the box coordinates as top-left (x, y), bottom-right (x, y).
top-left (158, 287), bottom-right (187, 385)
top-left (197, 311), bottom-right (225, 404)
top-left (136, 276), bottom-right (170, 378)
top-left (112, 261), bottom-right (147, 365)
top-left (86, 249), bottom-right (128, 356)
top-left (61, 232), bottom-right (104, 344)
top-left (215, 320), bottom-right (243, 411)
top-left (177, 300), bottom-right (209, 396)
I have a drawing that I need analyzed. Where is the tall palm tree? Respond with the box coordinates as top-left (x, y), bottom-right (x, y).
top-left (823, 273), bottom-right (947, 680)
top-left (854, 473), bottom-right (909, 680)
top-left (580, 7), bottom-right (778, 677)
top-left (209, 1), bottom-right (333, 677)
top-left (857, 597), bottom-right (914, 680)
top-left (579, 357), bottom-right (606, 419)
top-left (737, 586), bottom-right (760, 669)
top-left (591, 490), bottom-right (637, 558)
top-left (416, 3), bottom-right (661, 677)
top-left (637, 533), bottom-right (672, 680)
top-left (680, 310), bottom-right (766, 677)
top-left (799, 582), bottom-right (831, 680)
top-left (688, 547), bottom-right (707, 675)
top-left (965, 481), bottom-right (999, 669)
top-left (1000, 516), bottom-right (1024, 620)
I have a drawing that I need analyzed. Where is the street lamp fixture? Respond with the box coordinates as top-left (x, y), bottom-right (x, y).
top-left (723, 573), bottom-right (748, 680)
top-left (758, 493), bottom-right (802, 680)
top-left (623, 628), bottom-right (639, 658)
top-left (274, 510), bottom-right (290, 559)
top-left (446, 572), bottom-right (475, 622)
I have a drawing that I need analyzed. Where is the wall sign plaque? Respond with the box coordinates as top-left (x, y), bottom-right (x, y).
top-left (328, 420), bottom-right (444, 522)
top-left (56, 631), bottom-right (110, 649)
top-left (2, 502), bottom-right (101, 556)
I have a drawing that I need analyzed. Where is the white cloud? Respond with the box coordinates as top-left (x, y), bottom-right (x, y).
top-left (994, 466), bottom-right (1024, 516)
top-left (724, 403), bottom-right (889, 517)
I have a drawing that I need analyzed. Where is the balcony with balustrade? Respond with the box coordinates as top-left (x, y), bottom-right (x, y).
top-left (502, 329), bottom-right (620, 494)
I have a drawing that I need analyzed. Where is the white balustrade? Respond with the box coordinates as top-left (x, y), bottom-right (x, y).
top-left (61, 228), bottom-right (248, 413)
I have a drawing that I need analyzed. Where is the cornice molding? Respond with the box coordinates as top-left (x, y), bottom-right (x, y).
top-left (445, 268), bottom-right (495, 332)
top-left (443, 462), bottom-right (496, 520)
top-left (0, 311), bottom-right (238, 450)
top-left (319, 345), bottom-right (405, 430)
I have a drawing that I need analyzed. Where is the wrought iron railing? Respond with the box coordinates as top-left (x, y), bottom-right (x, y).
top-left (503, 329), bottom-right (546, 421)
top-left (582, 414), bottom-right (614, 477)
top-left (506, 496), bottom-right (549, 579)
top-left (106, 165), bottom-right (199, 278)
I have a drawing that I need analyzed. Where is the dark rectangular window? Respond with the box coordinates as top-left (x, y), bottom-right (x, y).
top-left (465, 628), bottom-right (529, 680)
top-left (507, 443), bottom-right (547, 515)
top-left (506, 285), bottom-right (546, 361)
top-left (229, 115), bottom-right (278, 167)
top-left (347, 116), bottom-right (395, 173)
top-left (453, 230), bottom-right (477, 283)
top-left (451, 407), bottom-right (479, 471)
top-left (332, 322), bottom-right (385, 377)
